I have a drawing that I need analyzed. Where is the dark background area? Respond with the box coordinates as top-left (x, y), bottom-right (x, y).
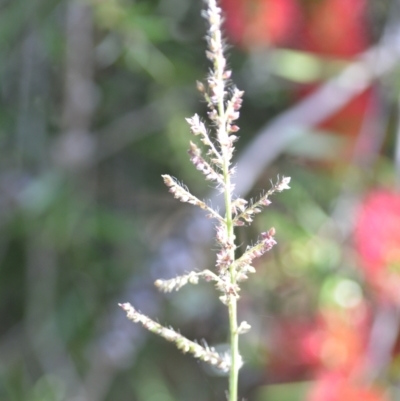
top-left (1, 0), bottom-right (400, 400)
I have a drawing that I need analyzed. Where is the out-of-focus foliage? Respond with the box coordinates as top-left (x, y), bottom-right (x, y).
top-left (1, 0), bottom-right (400, 400)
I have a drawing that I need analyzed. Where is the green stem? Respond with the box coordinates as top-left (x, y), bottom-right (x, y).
top-left (228, 286), bottom-right (239, 401)
top-left (220, 125), bottom-right (238, 401)
top-left (213, 22), bottom-right (239, 401)
top-left (224, 167), bottom-right (239, 401)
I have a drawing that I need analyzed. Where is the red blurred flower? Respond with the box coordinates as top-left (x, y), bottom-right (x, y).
top-left (297, 86), bottom-right (373, 158)
top-left (221, 0), bottom-right (367, 56)
top-left (316, 310), bottom-right (368, 374)
top-left (318, 89), bottom-right (372, 139)
top-left (308, 372), bottom-right (389, 401)
top-left (265, 306), bottom-right (370, 381)
top-left (221, 0), bottom-right (372, 157)
top-left (266, 318), bottom-right (321, 381)
top-left (305, 308), bottom-right (389, 401)
top-left (220, 0), bottom-right (302, 48)
top-left (299, 0), bottom-right (371, 153)
top-left (302, 0), bottom-right (368, 58)
top-left (355, 190), bottom-right (400, 304)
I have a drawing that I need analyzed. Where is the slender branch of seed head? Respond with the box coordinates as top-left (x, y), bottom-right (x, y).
top-left (154, 269), bottom-right (223, 292)
top-left (186, 114), bottom-right (223, 162)
top-left (231, 228), bottom-right (277, 274)
top-left (208, 137), bottom-right (224, 164)
top-left (203, 90), bottom-right (215, 110)
top-left (207, 138), bottom-right (224, 163)
top-left (188, 141), bottom-right (225, 186)
top-left (119, 303), bottom-right (230, 371)
top-left (233, 176), bottom-right (291, 225)
top-left (162, 175), bottom-right (225, 223)
top-left (197, 81), bottom-right (217, 113)
top-left (225, 88), bottom-right (244, 134)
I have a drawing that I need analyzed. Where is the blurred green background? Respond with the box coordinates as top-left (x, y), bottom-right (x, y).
top-left (1, 0), bottom-right (400, 400)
